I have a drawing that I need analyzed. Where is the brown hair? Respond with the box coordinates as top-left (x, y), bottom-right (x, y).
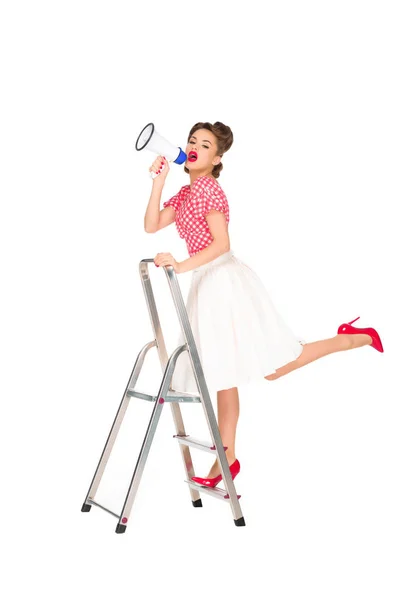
top-left (184, 121), bottom-right (233, 179)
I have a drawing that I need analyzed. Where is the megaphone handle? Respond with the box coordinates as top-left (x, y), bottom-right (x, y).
top-left (149, 162), bottom-right (167, 179)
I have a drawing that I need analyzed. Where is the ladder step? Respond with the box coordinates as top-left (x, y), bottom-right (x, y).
top-left (127, 388), bottom-right (201, 403)
top-left (184, 480), bottom-right (241, 501)
top-left (173, 434), bottom-right (228, 454)
top-left (87, 499), bottom-right (120, 519)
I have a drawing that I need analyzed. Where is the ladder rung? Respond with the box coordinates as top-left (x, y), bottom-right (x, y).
top-left (184, 480), bottom-right (241, 501)
top-left (173, 434), bottom-right (228, 454)
top-left (87, 499), bottom-right (120, 519)
top-left (127, 389), bottom-right (201, 403)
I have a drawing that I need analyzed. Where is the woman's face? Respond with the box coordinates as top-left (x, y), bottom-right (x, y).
top-left (185, 129), bottom-right (221, 173)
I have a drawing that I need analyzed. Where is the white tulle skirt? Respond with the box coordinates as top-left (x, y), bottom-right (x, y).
top-left (170, 249), bottom-right (305, 394)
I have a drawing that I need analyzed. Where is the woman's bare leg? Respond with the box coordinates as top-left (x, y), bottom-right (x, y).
top-left (200, 334), bottom-right (372, 478)
top-left (265, 333), bottom-right (372, 381)
top-left (205, 386), bottom-right (239, 478)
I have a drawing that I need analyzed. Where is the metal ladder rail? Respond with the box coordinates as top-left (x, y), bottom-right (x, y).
top-left (145, 260), bottom-right (244, 524)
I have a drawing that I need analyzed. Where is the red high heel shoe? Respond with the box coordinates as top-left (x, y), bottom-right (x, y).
top-left (191, 459), bottom-right (241, 488)
top-left (337, 316), bottom-right (384, 352)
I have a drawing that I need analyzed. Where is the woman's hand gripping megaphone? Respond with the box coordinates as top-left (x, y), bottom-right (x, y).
top-left (149, 155), bottom-right (170, 182)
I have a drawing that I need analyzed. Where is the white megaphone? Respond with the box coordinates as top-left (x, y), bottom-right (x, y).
top-left (135, 122), bottom-right (187, 179)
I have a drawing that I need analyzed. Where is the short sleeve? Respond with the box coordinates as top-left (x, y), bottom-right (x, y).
top-left (197, 185), bottom-right (226, 219)
top-left (163, 188), bottom-right (183, 211)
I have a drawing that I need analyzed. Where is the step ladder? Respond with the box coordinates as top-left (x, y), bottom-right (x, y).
top-left (81, 258), bottom-right (246, 533)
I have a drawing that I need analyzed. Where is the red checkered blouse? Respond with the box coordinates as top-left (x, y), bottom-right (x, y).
top-left (162, 175), bottom-right (230, 257)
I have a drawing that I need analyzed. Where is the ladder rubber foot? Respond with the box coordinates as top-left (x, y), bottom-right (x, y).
top-left (192, 499), bottom-right (203, 508)
top-left (81, 503), bottom-right (92, 512)
top-left (234, 517), bottom-right (246, 527)
top-left (115, 524), bottom-right (127, 534)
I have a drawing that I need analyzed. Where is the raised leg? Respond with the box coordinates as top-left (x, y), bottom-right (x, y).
top-left (265, 333), bottom-right (372, 380)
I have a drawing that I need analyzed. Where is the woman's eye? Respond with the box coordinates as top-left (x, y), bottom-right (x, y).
top-left (189, 141), bottom-right (209, 149)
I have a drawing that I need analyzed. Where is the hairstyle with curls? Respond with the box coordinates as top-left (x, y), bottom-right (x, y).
top-left (184, 121), bottom-right (233, 179)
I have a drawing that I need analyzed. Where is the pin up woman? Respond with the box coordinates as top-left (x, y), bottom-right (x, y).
top-left (143, 120), bottom-right (383, 488)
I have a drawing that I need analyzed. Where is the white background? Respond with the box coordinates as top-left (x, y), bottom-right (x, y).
top-left (1, 1), bottom-right (399, 598)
